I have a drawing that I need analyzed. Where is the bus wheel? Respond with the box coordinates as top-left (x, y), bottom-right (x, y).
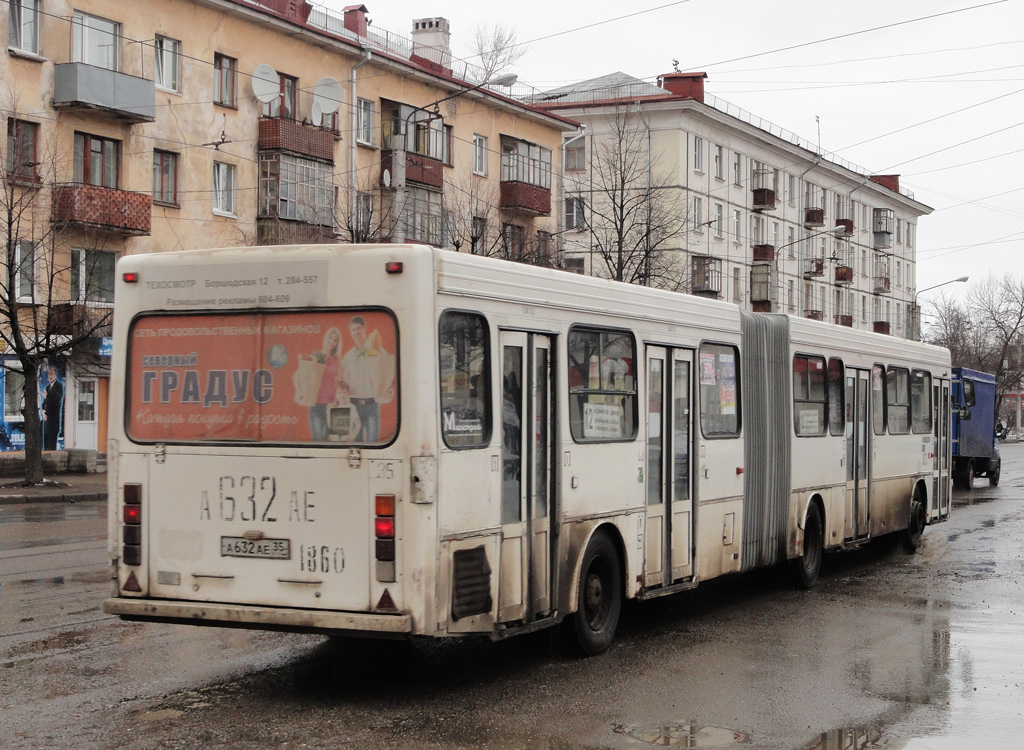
top-left (573, 532), bottom-right (622, 656)
top-left (902, 496), bottom-right (926, 554)
top-left (791, 503), bottom-right (823, 590)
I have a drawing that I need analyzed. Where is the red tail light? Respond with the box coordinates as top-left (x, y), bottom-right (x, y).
top-left (375, 517), bottom-right (395, 538)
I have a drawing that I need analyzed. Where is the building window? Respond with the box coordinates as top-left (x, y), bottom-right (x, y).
top-left (213, 161), bottom-right (235, 215)
top-left (536, 231), bottom-right (553, 264)
top-left (72, 11), bottom-right (119, 70)
top-left (262, 74), bottom-right (298, 120)
top-left (73, 133), bottom-right (119, 188)
top-left (214, 54), bottom-right (237, 107)
top-left (71, 248), bottom-right (116, 303)
top-left (471, 216), bottom-right (487, 254)
top-left (259, 153), bottom-right (333, 225)
top-left (356, 98), bottom-right (374, 144)
top-left (9, 0), bottom-right (39, 54)
top-left (732, 152), bottom-right (742, 185)
top-left (565, 142), bottom-right (585, 172)
top-left (501, 222), bottom-right (526, 260)
top-left (501, 138), bottom-right (551, 189)
top-left (14, 240), bottom-right (36, 301)
top-left (154, 36), bottom-right (181, 92)
top-left (772, 221), bottom-right (779, 247)
top-left (152, 150), bottom-right (178, 206)
top-left (442, 125), bottom-right (454, 166)
top-left (693, 136), bottom-right (704, 172)
top-left (733, 209), bottom-right (741, 241)
top-left (693, 196), bottom-right (703, 231)
top-left (907, 223), bottom-right (914, 248)
top-left (354, 191), bottom-right (374, 241)
top-left (472, 134), bottom-right (488, 175)
top-left (787, 226), bottom-right (796, 257)
top-left (565, 196), bottom-right (585, 231)
top-left (407, 186), bottom-right (442, 245)
top-left (714, 145), bottom-right (724, 179)
top-left (6, 118), bottom-right (38, 180)
top-left (733, 266), bottom-right (743, 303)
top-left (787, 279), bottom-right (795, 310)
top-left (714, 203), bottom-right (723, 237)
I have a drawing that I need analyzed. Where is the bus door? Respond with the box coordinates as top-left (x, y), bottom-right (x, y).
top-left (644, 346), bottom-right (694, 588)
top-left (497, 331), bottom-right (555, 625)
top-left (845, 368), bottom-right (871, 540)
top-left (932, 379), bottom-right (951, 519)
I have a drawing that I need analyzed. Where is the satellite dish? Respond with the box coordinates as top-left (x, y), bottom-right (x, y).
top-left (311, 101), bottom-right (323, 127)
top-left (312, 76), bottom-right (342, 114)
top-left (382, 169), bottom-right (391, 188)
top-left (251, 63), bottom-right (280, 103)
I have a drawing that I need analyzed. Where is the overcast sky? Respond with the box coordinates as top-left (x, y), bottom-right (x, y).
top-left (322, 0), bottom-right (1022, 303)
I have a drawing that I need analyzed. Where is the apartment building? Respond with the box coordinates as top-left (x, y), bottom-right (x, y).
top-left (538, 72), bottom-right (930, 340)
top-left (1, 0), bottom-right (575, 456)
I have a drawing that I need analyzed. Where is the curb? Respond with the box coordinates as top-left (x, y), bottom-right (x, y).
top-left (0, 492), bottom-right (107, 506)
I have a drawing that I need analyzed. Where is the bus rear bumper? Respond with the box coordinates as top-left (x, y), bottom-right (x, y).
top-left (103, 597), bottom-right (413, 637)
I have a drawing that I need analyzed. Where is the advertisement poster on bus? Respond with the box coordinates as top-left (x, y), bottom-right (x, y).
top-left (128, 311), bottom-right (397, 445)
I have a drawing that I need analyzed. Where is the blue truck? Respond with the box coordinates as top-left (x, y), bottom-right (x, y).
top-left (951, 367), bottom-right (1001, 489)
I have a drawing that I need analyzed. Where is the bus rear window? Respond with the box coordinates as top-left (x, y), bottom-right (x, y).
top-left (127, 310), bottom-right (397, 445)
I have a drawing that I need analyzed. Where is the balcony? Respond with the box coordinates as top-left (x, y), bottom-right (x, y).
top-left (835, 218), bottom-right (854, 236)
top-left (804, 207), bottom-right (824, 228)
top-left (52, 63), bottom-right (155, 123)
top-left (752, 187), bottom-right (776, 211)
top-left (752, 244), bottom-right (775, 262)
top-left (804, 310), bottom-right (824, 321)
top-left (380, 149), bottom-right (444, 190)
top-left (51, 183), bottom-right (151, 235)
top-left (752, 301), bottom-right (773, 312)
top-left (258, 117), bottom-right (335, 163)
top-left (834, 265), bottom-right (854, 285)
top-left (834, 314), bottom-right (854, 327)
top-left (873, 276), bottom-right (892, 294)
top-left (500, 181), bottom-right (551, 215)
top-left (803, 257), bottom-right (824, 278)
top-left (873, 321), bottom-right (891, 335)
top-left (47, 302), bottom-right (114, 338)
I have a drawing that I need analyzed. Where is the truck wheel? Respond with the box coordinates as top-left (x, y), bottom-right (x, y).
top-left (989, 461), bottom-right (1001, 487)
top-left (965, 460), bottom-right (975, 489)
top-left (573, 531), bottom-right (622, 656)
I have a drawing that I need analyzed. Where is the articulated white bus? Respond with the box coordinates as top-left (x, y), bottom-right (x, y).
top-left (104, 244), bottom-right (951, 654)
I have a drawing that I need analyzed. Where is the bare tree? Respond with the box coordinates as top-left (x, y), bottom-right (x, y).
top-left (468, 22), bottom-right (528, 81)
top-left (565, 107), bottom-right (687, 289)
top-left (924, 274), bottom-right (1024, 419)
top-left (1, 96), bottom-right (112, 483)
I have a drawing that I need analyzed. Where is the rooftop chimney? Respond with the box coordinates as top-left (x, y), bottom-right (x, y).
top-left (869, 174), bottom-right (901, 193)
top-left (658, 72), bottom-right (707, 102)
top-left (411, 17), bottom-right (452, 70)
top-left (343, 4), bottom-right (369, 37)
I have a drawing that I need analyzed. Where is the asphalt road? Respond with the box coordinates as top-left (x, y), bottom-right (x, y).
top-left (2, 445), bottom-right (1022, 749)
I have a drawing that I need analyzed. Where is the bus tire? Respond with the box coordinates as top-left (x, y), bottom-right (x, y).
top-left (791, 503), bottom-right (823, 590)
top-left (902, 495), bottom-right (926, 554)
top-left (573, 531), bottom-right (622, 656)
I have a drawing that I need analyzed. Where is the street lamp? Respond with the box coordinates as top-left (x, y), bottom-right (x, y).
top-left (390, 73), bottom-right (519, 244)
top-left (911, 275), bottom-right (968, 341)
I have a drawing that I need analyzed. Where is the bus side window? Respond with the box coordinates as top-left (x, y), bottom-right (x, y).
top-left (699, 343), bottom-right (739, 438)
top-left (439, 311), bottom-right (491, 449)
top-left (911, 369), bottom-right (932, 434)
top-left (872, 364), bottom-right (886, 435)
top-left (793, 354), bottom-right (827, 437)
top-left (567, 327), bottom-right (637, 442)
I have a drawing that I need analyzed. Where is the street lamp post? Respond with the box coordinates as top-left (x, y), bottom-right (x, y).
top-left (767, 224), bottom-right (848, 317)
top-left (911, 275), bottom-right (968, 341)
top-left (389, 74), bottom-right (518, 244)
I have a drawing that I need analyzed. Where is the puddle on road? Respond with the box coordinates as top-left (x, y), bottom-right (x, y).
top-left (799, 727), bottom-right (884, 749)
top-left (613, 722), bottom-right (747, 747)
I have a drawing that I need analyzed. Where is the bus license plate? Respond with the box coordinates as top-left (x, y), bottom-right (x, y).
top-left (220, 536), bottom-right (291, 560)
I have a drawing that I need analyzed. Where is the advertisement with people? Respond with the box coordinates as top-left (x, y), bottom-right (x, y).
top-left (128, 311), bottom-right (397, 445)
top-left (0, 358), bottom-right (66, 451)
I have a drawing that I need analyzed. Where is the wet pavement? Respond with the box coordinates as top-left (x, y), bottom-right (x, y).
top-left (0, 472), bottom-right (107, 505)
top-left (1, 447), bottom-right (1023, 749)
